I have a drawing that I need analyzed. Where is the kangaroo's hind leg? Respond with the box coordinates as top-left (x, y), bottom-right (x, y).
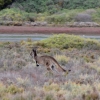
top-left (45, 61), bottom-right (53, 77)
top-left (50, 65), bottom-right (58, 74)
top-left (50, 64), bottom-right (61, 75)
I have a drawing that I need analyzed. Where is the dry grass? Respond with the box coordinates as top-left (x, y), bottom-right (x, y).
top-left (54, 54), bottom-right (70, 65)
top-left (0, 38), bottom-right (100, 100)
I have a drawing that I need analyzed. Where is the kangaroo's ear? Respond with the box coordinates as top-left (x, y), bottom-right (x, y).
top-left (32, 48), bottom-right (36, 52)
top-left (32, 47), bottom-right (37, 52)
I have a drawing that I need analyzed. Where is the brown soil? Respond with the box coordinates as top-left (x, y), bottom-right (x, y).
top-left (0, 26), bottom-right (100, 35)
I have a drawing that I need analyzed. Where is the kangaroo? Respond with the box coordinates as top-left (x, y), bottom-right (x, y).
top-left (30, 48), bottom-right (71, 73)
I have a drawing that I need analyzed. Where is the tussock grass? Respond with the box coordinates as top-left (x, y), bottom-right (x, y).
top-left (54, 54), bottom-right (70, 65)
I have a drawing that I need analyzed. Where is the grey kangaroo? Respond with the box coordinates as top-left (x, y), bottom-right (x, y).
top-left (30, 48), bottom-right (71, 73)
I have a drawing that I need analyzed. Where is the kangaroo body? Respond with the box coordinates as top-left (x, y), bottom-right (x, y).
top-left (30, 48), bottom-right (70, 72)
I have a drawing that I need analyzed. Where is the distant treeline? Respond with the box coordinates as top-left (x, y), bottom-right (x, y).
top-left (0, 0), bottom-right (100, 13)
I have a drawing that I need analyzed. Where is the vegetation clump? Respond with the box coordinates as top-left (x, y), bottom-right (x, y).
top-left (7, 0), bottom-right (100, 13)
top-left (35, 34), bottom-right (100, 50)
top-left (0, 8), bottom-right (36, 22)
top-left (0, 8), bottom-right (100, 25)
top-left (0, 0), bottom-right (100, 25)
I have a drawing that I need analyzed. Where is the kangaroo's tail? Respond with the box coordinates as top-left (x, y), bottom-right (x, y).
top-left (62, 67), bottom-right (71, 73)
top-left (62, 68), bottom-right (67, 72)
top-left (50, 56), bottom-right (71, 72)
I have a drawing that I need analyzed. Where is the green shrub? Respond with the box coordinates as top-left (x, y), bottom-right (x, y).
top-left (14, 0), bottom-right (47, 13)
top-left (45, 94), bottom-right (55, 100)
top-left (0, 83), bottom-right (23, 99)
top-left (35, 34), bottom-right (100, 50)
top-left (46, 13), bottom-right (66, 24)
top-left (0, 0), bottom-right (12, 9)
top-left (7, 0), bottom-right (100, 14)
top-left (6, 84), bottom-right (23, 94)
top-left (0, 8), bottom-right (36, 21)
top-left (46, 9), bottom-right (83, 24)
top-left (92, 8), bottom-right (100, 23)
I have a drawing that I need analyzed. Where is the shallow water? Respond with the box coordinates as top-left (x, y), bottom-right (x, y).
top-left (0, 33), bottom-right (100, 42)
top-left (0, 34), bottom-right (51, 42)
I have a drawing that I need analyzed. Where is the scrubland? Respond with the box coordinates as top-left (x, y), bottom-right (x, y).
top-left (0, 8), bottom-right (100, 26)
top-left (0, 34), bottom-right (100, 100)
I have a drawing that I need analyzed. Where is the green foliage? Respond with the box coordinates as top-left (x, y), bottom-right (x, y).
top-left (14, 0), bottom-right (47, 13)
top-left (35, 34), bottom-right (100, 50)
top-left (0, 0), bottom-right (12, 9)
top-left (62, 0), bottom-right (99, 9)
top-left (0, 0), bottom-right (100, 23)
top-left (46, 9), bottom-right (82, 24)
top-left (0, 83), bottom-right (23, 99)
top-left (92, 8), bottom-right (100, 23)
top-left (0, 8), bottom-right (36, 21)
top-left (0, 0), bottom-right (4, 8)
top-left (8, 0), bottom-right (100, 13)
top-left (45, 94), bottom-right (55, 100)
top-left (6, 84), bottom-right (23, 94)
top-left (0, 0), bottom-right (100, 15)
top-left (46, 13), bottom-right (67, 24)
top-left (0, 8), bottom-right (98, 24)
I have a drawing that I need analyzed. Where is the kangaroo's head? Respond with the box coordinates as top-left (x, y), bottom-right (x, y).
top-left (30, 48), bottom-right (37, 57)
top-left (32, 48), bottom-right (36, 52)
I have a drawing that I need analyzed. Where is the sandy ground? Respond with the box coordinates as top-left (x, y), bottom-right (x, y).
top-left (0, 26), bottom-right (100, 35)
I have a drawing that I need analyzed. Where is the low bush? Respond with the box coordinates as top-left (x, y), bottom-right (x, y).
top-left (6, 84), bottom-right (24, 94)
top-left (8, 0), bottom-right (100, 13)
top-left (0, 8), bottom-right (99, 24)
top-left (46, 9), bottom-right (82, 24)
top-left (0, 8), bottom-right (36, 21)
top-left (46, 13), bottom-right (67, 24)
top-left (74, 13), bottom-right (92, 22)
top-left (92, 8), bottom-right (100, 23)
top-left (45, 9), bottom-right (84, 25)
top-left (35, 34), bottom-right (100, 50)
top-left (0, 83), bottom-right (24, 99)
